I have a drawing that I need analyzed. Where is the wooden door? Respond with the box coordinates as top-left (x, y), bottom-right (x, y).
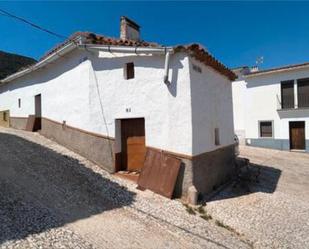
top-left (121, 118), bottom-right (146, 172)
top-left (35, 94), bottom-right (41, 117)
top-left (289, 121), bottom-right (305, 150)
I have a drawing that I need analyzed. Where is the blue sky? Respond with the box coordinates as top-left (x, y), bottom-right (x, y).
top-left (1, 1), bottom-right (309, 69)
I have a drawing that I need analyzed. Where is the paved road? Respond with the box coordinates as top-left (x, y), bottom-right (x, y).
top-left (207, 146), bottom-right (309, 249)
top-left (0, 128), bottom-right (250, 249)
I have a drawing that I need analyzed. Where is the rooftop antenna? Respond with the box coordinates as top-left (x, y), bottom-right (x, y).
top-left (255, 56), bottom-right (264, 66)
top-left (250, 56), bottom-right (264, 72)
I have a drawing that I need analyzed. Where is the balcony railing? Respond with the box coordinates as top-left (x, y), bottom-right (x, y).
top-left (277, 94), bottom-right (309, 110)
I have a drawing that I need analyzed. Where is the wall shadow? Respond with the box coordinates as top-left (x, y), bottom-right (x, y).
top-left (0, 132), bottom-right (136, 245)
top-left (277, 108), bottom-right (309, 119)
top-left (207, 157), bottom-right (282, 202)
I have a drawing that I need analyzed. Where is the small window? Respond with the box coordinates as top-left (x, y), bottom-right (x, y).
top-left (215, 128), bottom-right (220, 146)
top-left (259, 121), bottom-right (273, 138)
top-left (124, 62), bottom-right (134, 80)
top-left (3, 112), bottom-right (6, 122)
top-left (18, 98), bottom-right (21, 108)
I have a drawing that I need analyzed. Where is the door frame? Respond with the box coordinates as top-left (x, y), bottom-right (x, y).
top-left (289, 121), bottom-right (306, 150)
top-left (115, 117), bottom-right (146, 172)
top-left (34, 94), bottom-right (42, 131)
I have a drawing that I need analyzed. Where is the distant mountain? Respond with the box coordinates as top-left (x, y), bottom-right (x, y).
top-left (0, 51), bottom-right (36, 80)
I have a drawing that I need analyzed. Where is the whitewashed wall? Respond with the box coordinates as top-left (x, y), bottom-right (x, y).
top-left (0, 49), bottom-right (193, 155)
top-left (87, 50), bottom-right (193, 155)
top-left (189, 58), bottom-right (235, 156)
top-left (0, 50), bottom-right (91, 131)
top-left (244, 68), bottom-right (309, 141)
top-left (0, 48), bottom-right (234, 156)
top-left (232, 79), bottom-right (246, 143)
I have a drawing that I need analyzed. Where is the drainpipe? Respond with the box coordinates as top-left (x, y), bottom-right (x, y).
top-left (163, 51), bottom-right (171, 85)
top-left (80, 44), bottom-right (174, 84)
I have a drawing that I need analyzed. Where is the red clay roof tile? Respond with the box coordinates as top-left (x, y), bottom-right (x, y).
top-left (24, 32), bottom-right (237, 82)
top-left (174, 44), bottom-right (236, 81)
top-left (40, 31), bottom-right (159, 61)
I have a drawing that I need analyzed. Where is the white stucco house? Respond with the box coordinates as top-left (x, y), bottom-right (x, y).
top-left (233, 63), bottom-right (309, 152)
top-left (0, 17), bottom-right (237, 198)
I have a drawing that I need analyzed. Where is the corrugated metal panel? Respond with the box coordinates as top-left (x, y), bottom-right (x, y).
top-left (137, 148), bottom-right (181, 199)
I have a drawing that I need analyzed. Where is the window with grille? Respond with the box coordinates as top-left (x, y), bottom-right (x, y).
top-left (281, 80), bottom-right (294, 109)
top-left (297, 78), bottom-right (309, 108)
top-left (259, 121), bottom-right (273, 138)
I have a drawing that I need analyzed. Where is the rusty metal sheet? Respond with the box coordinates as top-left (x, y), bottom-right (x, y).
top-left (25, 115), bottom-right (41, 131)
top-left (137, 148), bottom-right (181, 199)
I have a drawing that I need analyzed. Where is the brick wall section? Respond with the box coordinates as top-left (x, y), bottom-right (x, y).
top-left (174, 144), bottom-right (235, 198)
top-left (10, 117), bottom-right (27, 130)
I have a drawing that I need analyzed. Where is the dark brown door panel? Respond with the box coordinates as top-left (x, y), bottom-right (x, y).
top-left (121, 118), bottom-right (146, 171)
top-left (289, 121), bottom-right (305, 150)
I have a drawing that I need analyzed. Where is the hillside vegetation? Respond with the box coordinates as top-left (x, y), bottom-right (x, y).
top-left (0, 50), bottom-right (36, 80)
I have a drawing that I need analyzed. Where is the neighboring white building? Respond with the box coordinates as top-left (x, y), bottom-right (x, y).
top-left (232, 67), bottom-right (250, 145)
top-left (233, 63), bottom-right (309, 152)
top-left (0, 17), bottom-right (237, 198)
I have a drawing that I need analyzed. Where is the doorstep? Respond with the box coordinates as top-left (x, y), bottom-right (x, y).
top-left (290, 149), bottom-right (306, 153)
top-left (114, 171), bottom-right (140, 183)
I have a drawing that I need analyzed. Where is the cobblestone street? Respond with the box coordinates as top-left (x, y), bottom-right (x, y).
top-left (1, 127), bottom-right (308, 248)
top-left (207, 145), bottom-right (309, 249)
top-left (1, 3), bottom-right (309, 249)
top-left (0, 128), bottom-right (249, 249)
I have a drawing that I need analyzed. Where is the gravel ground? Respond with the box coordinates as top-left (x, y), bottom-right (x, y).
top-left (0, 179), bottom-right (94, 249)
top-left (206, 145), bottom-right (309, 249)
top-left (0, 128), bottom-right (250, 249)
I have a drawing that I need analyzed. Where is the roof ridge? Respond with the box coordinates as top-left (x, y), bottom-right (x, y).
top-left (248, 61), bottom-right (309, 76)
top-left (2, 31), bottom-right (236, 83)
top-left (175, 44), bottom-right (236, 80)
top-left (39, 31), bottom-right (161, 61)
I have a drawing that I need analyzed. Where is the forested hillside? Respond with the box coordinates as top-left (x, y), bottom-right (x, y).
top-left (0, 50), bottom-right (36, 79)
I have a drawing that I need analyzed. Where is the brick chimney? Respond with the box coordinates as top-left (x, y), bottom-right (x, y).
top-left (120, 16), bottom-right (140, 41)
